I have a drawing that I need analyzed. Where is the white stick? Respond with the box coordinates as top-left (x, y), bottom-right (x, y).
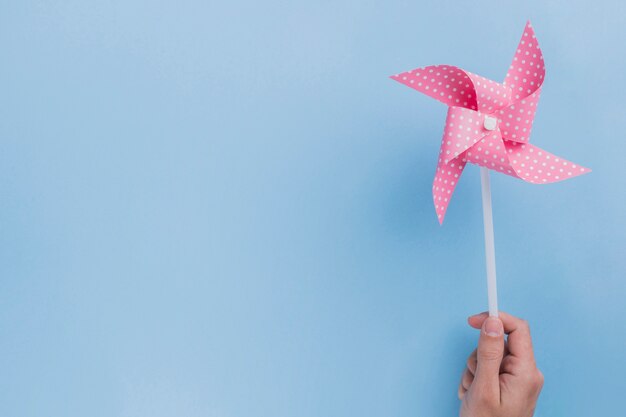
top-left (479, 167), bottom-right (499, 317)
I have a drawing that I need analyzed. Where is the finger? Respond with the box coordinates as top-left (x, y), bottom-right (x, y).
top-left (458, 383), bottom-right (466, 400)
top-left (468, 312), bottom-right (489, 329)
top-left (500, 354), bottom-right (521, 375)
top-left (466, 349), bottom-right (477, 375)
top-left (474, 316), bottom-right (504, 401)
top-left (498, 312), bottom-right (534, 362)
top-left (468, 311), bottom-right (535, 362)
top-left (458, 368), bottom-right (473, 400)
top-left (462, 368), bottom-right (474, 391)
top-left (501, 338), bottom-right (510, 362)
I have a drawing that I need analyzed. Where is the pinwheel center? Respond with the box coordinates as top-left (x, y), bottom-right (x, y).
top-left (483, 115), bottom-right (498, 131)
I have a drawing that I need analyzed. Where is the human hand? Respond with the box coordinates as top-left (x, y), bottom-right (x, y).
top-left (458, 312), bottom-right (544, 417)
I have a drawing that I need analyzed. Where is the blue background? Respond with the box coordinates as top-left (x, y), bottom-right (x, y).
top-left (1, 1), bottom-right (624, 416)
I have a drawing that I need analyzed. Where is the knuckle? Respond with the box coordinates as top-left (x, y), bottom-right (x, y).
top-left (522, 368), bottom-right (544, 390)
top-left (479, 347), bottom-right (502, 362)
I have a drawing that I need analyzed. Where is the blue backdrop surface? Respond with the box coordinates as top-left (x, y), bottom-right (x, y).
top-left (0, 1), bottom-right (624, 416)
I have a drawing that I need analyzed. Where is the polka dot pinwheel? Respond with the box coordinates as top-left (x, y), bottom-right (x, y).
top-left (390, 21), bottom-right (591, 225)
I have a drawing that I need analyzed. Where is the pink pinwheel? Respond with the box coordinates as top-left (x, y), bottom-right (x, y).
top-left (391, 21), bottom-right (590, 224)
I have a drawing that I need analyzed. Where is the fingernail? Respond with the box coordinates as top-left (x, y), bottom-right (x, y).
top-left (483, 317), bottom-right (503, 337)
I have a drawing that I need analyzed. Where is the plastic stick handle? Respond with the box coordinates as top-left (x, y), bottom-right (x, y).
top-left (480, 167), bottom-right (499, 317)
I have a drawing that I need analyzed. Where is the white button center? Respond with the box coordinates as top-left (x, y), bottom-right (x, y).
top-left (484, 115), bottom-right (497, 131)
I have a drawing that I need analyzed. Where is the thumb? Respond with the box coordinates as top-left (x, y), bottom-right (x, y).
top-left (474, 316), bottom-right (504, 399)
